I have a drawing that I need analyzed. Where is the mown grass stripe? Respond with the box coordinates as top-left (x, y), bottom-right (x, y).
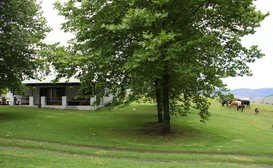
top-left (1, 146), bottom-right (271, 168)
top-left (0, 137), bottom-right (272, 159)
top-left (1, 137), bottom-right (273, 167)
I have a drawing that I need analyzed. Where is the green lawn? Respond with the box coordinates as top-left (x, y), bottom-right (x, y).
top-left (1, 100), bottom-right (273, 167)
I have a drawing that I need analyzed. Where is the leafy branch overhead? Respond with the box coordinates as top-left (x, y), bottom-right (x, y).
top-left (0, 0), bottom-right (50, 92)
top-left (52, 0), bottom-right (268, 132)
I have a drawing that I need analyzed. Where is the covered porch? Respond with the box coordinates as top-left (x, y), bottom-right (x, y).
top-left (8, 77), bottom-right (113, 110)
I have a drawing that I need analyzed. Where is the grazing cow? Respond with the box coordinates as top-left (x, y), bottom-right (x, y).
top-left (255, 108), bottom-right (259, 114)
top-left (240, 100), bottom-right (250, 108)
top-left (229, 100), bottom-right (245, 112)
top-left (237, 104), bottom-right (245, 111)
top-left (221, 99), bottom-right (230, 107)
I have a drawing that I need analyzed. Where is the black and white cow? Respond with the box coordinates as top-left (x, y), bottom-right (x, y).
top-left (240, 99), bottom-right (250, 108)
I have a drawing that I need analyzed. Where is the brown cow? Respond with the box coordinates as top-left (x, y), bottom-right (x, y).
top-left (229, 100), bottom-right (245, 112)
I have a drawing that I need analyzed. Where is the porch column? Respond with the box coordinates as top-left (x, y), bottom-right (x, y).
top-left (9, 96), bottom-right (16, 106)
top-left (62, 96), bottom-right (67, 109)
top-left (41, 96), bottom-right (46, 107)
top-left (29, 96), bottom-right (34, 106)
top-left (7, 92), bottom-right (13, 105)
top-left (90, 96), bottom-right (97, 111)
top-left (100, 97), bottom-right (104, 106)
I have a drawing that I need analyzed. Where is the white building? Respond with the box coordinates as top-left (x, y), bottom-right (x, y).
top-left (7, 76), bottom-right (113, 110)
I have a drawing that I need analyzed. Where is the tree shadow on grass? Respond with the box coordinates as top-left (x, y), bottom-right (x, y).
top-left (0, 111), bottom-right (31, 121)
top-left (94, 106), bottom-right (207, 140)
top-left (136, 121), bottom-right (204, 139)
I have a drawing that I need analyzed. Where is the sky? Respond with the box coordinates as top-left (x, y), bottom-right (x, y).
top-left (41, 0), bottom-right (273, 90)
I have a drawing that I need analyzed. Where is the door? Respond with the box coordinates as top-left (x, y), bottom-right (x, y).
top-left (40, 87), bottom-right (65, 105)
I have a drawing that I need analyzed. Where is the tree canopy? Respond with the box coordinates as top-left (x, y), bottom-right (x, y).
top-left (0, 0), bottom-right (50, 92)
top-left (52, 0), bottom-right (268, 132)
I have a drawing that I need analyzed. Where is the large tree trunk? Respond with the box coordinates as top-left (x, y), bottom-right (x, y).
top-left (162, 74), bottom-right (170, 132)
top-left (155, 80), bottom-right (163, 123)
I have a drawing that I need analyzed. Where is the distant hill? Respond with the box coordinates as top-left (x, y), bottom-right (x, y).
top-left (252, 94), bottom-right (273, 104)
top-left (227, 88), bottom-right (273, 100)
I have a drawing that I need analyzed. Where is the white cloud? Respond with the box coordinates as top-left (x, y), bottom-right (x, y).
top-left (41, 0), bottom-right (73, 45)
top-left (223, 0), bottom-right (273, 89)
